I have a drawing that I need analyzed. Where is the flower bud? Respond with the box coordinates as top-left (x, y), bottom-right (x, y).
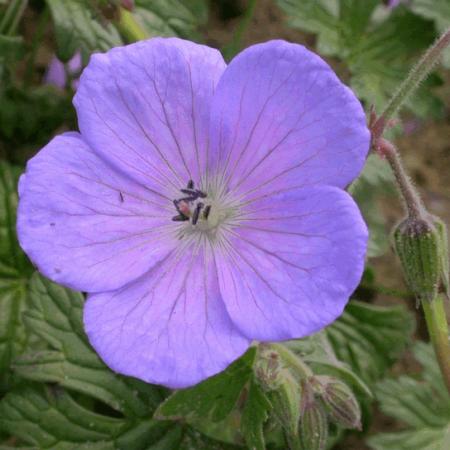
top-left (315, 376), bottom-right (361, 430)
top-left (254, 347), bottom-right (282, 391)
top-left (299, 389), bottom-right (328, 450)
top-left (393, 216), bottom-right (445, 302)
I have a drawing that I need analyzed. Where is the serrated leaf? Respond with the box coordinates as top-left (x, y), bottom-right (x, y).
top-left (367, 343), bottom-right (450, 450)
top-left (14, 273), bottom-right (163, 417)
top-left (275, 0), bottom-right (442, 118)
top-left (0, 383), bottom-right (179, 450)
top-left (326, 300), bottom-right (415, 386)
top-left (411, 0), bottom-right (450, 68)
top-left (156, 347), bottom-right (257, 422)
top-left (133, 0), bottom-right (208, 40)
top-left (241, 379), bottom-right (271, 450)
top-left (0, 162), bottom-right (32, 378)
top-left (46, 0), bottom-right (122, 62)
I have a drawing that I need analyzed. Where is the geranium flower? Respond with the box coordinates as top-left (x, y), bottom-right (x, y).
top-left (17, 38), bottom-right (369, 388)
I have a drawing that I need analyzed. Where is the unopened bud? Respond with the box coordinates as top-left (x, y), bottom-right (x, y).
top-left (299, 395), bottom-right (328, 450)
top-left (316, 377), bottom-right (361, 430)
top-left (393, 216), bottom-right (443, 302)
top-left (254, 347), bottom-right (282, 391)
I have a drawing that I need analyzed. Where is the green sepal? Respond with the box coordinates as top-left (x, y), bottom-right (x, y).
top-left (393, 217), bottom-right (442, 302)
top-left (312, 376), bottom-right (362, 430)
top-left (298, 392), bottom-right (328, 450)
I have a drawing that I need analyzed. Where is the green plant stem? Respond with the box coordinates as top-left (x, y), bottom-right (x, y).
top-left (373, 28), bottom-right (450, 140)
top-left (0, 0), bottom-right (28, 36)
top-left (422, 296), bottom-right (450, 395)
top-left (271, 343), bottom-right (313, 378)
top-left (116, 7), bottom-right (149, 42)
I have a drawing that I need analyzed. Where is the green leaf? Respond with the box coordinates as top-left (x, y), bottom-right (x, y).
top-left (46, 0), bottom-right (122, 62)
top-left (275, 0), bottom-right (442, 118)
top-left (0, 383), bottom-right (179, 450)
top-left (133, 0), bottom-right (208, 40)
top-left (241, 379), bottom-right (271, 450)
top-left (349, 155), bottom-right (395, 258)
top-left (2, 274), bottom-right (228, 448)
top-left (14, 273), bottom-right (163, 417)
top-left (326, 300), bottom-right (415, 386)
top-left (411, 0), bottom-right (450, 68)
top-left (0, 161), bottom-right (32, 378)
top-left (155, 347), bottom-right (257, 422)
top-left (366, 343), bottom-right (450, 450)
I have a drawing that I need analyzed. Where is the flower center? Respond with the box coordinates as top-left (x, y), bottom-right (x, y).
top-left (172, 180), bottom-right (210, 225)
top-left (171, 179), bottom-right (240, 240)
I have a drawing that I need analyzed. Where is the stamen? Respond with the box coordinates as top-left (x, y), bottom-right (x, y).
top-left (192, 202), bottom-right (204, 225)
top-left (172, 214), bottom-right (189, 222)
top-left (204, 205), bottom-right (211, 220)
top-left (187, 179), bottom-right (194, 189)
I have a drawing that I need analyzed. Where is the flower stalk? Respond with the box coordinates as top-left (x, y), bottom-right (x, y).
top-left (422, 296), bottom-right (450, 394)
top-left (372, 28), bottom-right (450, 140)
top-left (370, 30), bottom-right (450, 396)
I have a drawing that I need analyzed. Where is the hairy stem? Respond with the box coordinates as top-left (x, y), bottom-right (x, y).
top-left (422, 296), bottom-right (450, 395)
top-left (373, 28), bottom-right (450, 140)
top-left (379, 138), bottom-right (424, 220)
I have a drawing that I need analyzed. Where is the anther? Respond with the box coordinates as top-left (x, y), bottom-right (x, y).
top-left (187, 179), bottom-right (194, 189)
top-left (192, 202), bottom-right (204, 225)
top-left (203, 205), bottom-right (211, 220)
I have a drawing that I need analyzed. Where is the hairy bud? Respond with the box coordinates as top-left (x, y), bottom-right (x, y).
top-left (393, 215), bottom-right (447, 303)
top-left (299, 383), bottom-right (328, 450)
top-left (315, 376), bottom-right (361, 430)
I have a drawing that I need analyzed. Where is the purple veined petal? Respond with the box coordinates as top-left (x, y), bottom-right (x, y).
top-left (74, 37), bottom-right (226, 197)
top-left (215, 186), bottom-right (368, 341)
top-left (208, 40), bottom-right (370, 201)
top-left (84, 242), bottom-right (250, 388)
top-left (17, 132), bottom-right (177, 293)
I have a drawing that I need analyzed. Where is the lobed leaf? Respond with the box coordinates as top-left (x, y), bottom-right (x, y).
top-left (132, 0), bottom-right (208, 40)
top-left (46, 0), bottom-right (122, 62)
top-left (14, 273), bottom-right (164, 417)
top-left (326, 300), bottom-right (415, 386)
top-left (367, 343), bottom-right (450, 450)
top-left (0, 162), bottom-right (32, 379)
top-left (275, 0), bottom-right (442, 118)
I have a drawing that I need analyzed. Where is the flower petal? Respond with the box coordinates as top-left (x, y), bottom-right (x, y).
top-left (215, 186), bottom-right (368, 341)
top-left (17, 132), bottom-right (175, 293)
top-left (208, 40), bottom-right (369, 200)
top-left (74, 37), bottom-right (226, 194)
top-left (83, 243), bottom-right (250, 388)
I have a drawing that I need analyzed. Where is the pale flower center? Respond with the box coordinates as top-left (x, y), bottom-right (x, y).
top-left (172, 179), bottom-right (240, 242)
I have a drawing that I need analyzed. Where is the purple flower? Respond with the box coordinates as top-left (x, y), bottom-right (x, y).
top-left (17, 38), bottom-right (369, 388)
top-left (44, 52), bottom-right (82, 90)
